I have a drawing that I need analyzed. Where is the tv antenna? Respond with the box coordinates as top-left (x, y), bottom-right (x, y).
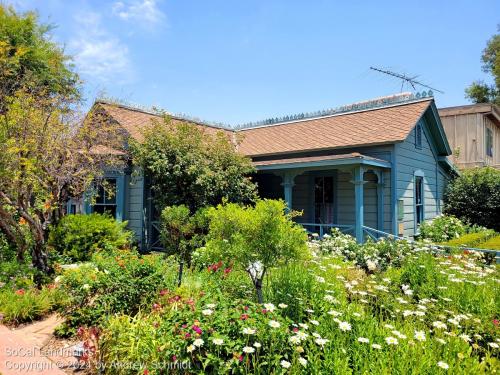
top-left (370, 66), bottom-right (444, 94)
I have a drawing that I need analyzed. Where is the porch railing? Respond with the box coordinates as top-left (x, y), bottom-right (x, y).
top-left (300, 223), bottom-right (354, 237)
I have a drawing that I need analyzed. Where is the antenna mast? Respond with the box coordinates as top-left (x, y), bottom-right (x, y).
top-left (370, 66), bottom-right (444, 94)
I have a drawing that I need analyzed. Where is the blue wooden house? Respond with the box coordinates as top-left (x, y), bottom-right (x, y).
top-left (78, 92), bottom-right (457, 250)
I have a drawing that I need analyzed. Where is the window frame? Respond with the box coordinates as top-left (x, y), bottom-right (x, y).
top-left (92, 178), bottom-right (118, 218)
top-left (414, 175), bottom-right (424, 230)
top-left (415, 123), bottom-right (423, 149)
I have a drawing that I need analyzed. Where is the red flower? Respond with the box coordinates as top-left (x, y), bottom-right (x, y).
top-left (293, 327), bottom-right (299, 333)
top-left (493, 319), bottom-right (499, 326)
top-left (172, 355), bottom-right (177, 362)
top-left (152, 303), bottom-right (162, 311)
top-left (159, 289), bottom-right (169, 296)
top-left (239, 355), bottom-right (244, 362)
top-left (143, 369), bottom-right (149, 375)
top-left (243, 306), bottom-right (249, 311)
top-left (15, 289), bottom-right (25, 296)
top-left (185, 333), bottom-right (191, 339)
top-left (77, 327), bottom-right (86, 337)
top-left (261, 309), bottom-right (267, 314)
top-left (240, 314), bottom-right (249, 321)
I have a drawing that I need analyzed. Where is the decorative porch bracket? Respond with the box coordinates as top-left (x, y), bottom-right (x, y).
top-left (279, 172), bottom-right (299, 212)
top-left (351, 166), bottom-right (366, 243)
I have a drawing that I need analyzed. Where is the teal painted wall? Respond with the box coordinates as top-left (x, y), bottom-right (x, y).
top-left (395, 118), bottom-right (442, 237)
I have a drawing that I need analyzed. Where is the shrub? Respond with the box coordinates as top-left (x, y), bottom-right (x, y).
top-left (48, 214), bottom-right (133, 262)
top-left (440, 230), bottom-right (496, 247)
top-left (195, 199), bottom-right (309, 303)
top-left (160, 205), bottom-right (209, 286)
top-left (56, 250), bottom-right (175, 336)
top-left (418, 215), bottom-right (467, 242)
top-left (444, 167), bottom-right (500, 231)
top-left (477, 235), bottom-right (500, 250)
top-left (0, 285), bottom-right (68, 325)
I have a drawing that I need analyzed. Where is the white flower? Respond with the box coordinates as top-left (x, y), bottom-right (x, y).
top-left (186, 344), bottom-right (195, 353)
top-left (432, 321), bottom-right (447, 330)
top-left (385, 337), bottom-right (399, 345)
top-left (357, 337), bottom-right (369, 343)
top-left (327, 310), bottom-right (342, 317)
top-left (298, 357), bottom-right (307, 367)
top-left (315, 338), bottom-right (329, 346)
top-left (436, 338), bottom-right (447, 345)
top-left (82, 284), bottom-right (90, 290)
top-left (264, 303), bottom-right (276, 312)
top-left (299, 323), bottom-right (309, 330)
top-left (268, 320), bottom-right (281, 328)
top-left (206, 303), bottom-right (216, 309)
top-left (278, 303), bottom-right (288, 308)
top-left (202, 309), bottom-right (213, 316)
top-left (366, 260), bottom-right (377, 271)
top-left (414, 331), bottom-right (426, 342)
top-left (193, 338), bottom-right (204, 347)
top-left (281, 360), bottom-right (291, 369)
top-left (338, 321), bottom-right (352, 331)
top-left (253, 342), bottom-right (261, 348)
top-left (488, 342), bottom-right (499, 349)
top-left (324, 295), bottom-right (336, 303)
top-left (243, 327), bottom-right (256, 335)
top-left (296, 331), bottom-right (308, 340)
top-left (371, 344), bottom-right (382, 349)
top-left (289, 336), bottom-right (301, 344)
top-left (310, 320), bottom-right (319, 326)
top-left (316, 276), bottom-right (326, 283)
top-left (459, 334), bottom-right (471, 342)
top-left (212, 338), bottom-right (224, 345)
top-left (437, 361), bottom-right (449, 370)
top-left (242, 346), bottom-right (255, 354)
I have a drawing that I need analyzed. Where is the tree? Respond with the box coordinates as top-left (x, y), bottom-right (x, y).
top-left (465, 28), bottom-right (500, 104)
top-left (199, 200), bottom-right (308, 303)
top-left (160, 205), bottom-right (208, 286)
top-left (0, 90), bottom-right (124, 276)
top-left (444, 167), bottom-right (500, 231)
top-left (0, 5), bottom-right (79, 111)
top-left (131, 117), bottom-right (257, 213)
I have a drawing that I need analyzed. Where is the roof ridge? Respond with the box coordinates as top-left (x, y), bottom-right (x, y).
top-left (238, 95), bottom-right (433, 132)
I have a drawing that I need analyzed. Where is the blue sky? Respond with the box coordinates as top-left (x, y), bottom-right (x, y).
top-left (8, 0), bottom-right (500, 125)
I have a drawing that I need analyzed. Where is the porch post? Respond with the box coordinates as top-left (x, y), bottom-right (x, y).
top-left (352, 166), bottom-right (365, 243)
top-left (376, 171), bottom-right (385, 233)
top-left (281, 172), bottom-right (296, 212)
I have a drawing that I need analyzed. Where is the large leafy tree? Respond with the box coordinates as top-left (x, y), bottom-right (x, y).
top-left (0, 91), bottom-right (124, 274)
top-left (0, 5), bottom-right (79, 111)
top-left (131, 118), bottom-right (257, 213)
top-left (444, 167), bottom-right (500, 231)
top-left (465, 27), bottom-right (500, 104)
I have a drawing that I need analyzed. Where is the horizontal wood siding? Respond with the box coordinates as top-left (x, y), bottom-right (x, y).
top-left (292, 174), bottom-right (312, 223)
top-left (337, 171), bottom-right (355, 225)
top-left (396, 118), bottom-right (440, 237)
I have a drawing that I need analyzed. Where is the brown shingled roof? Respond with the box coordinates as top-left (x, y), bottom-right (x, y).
top-left (94, 97), bottom-right (433, 158)
top-left (238, 99), bottom-right (432, 156)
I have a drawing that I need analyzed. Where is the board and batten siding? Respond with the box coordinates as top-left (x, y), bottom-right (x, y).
top-left (396, 118), bottom-right (441, 237)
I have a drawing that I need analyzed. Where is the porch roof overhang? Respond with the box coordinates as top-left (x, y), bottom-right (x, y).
top-left (253, 152), bottom-right (392, 171)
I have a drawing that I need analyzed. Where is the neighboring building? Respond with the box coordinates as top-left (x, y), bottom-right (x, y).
top-left (439, 103), bottom-right (500, 169)
top-left (80, 92), bottom-right (457, 249)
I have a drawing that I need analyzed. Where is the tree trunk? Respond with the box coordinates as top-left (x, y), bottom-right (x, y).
top-left (177, 260), bottom-right (184, 287)
top-left (254, 278), bottom-right (263, 304)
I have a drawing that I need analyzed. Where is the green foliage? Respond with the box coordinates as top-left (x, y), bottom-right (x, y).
top-left (196, 199), bottom-right (309, 302)
top-left (477, 235), bottom-right (500, 250)
top-left (48, 214), bottom-right (133, 262)
top-left (56, 250), bottom-right (175, 335)
top-left (310, 228), bottom-right (413, 272)
top-left (130, 119), bottom-right (257, 213)
top-left (0, 4), bottom-right (79, 109)
top-left (440, 230), bottom-right (496, 247)
top-left (444, 167), bottom-right (500, 231)
top-left (465, 28), bottom-right (500, 104)
top-left (0, 285), bottom-right (68, 325)
top-left (419, 215), bottom-right (467, 242)
top-left (160, 205), bottom-right (209, 286)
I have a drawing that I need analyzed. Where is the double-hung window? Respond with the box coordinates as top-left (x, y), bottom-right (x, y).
top-left (93, 178), bottom-right (117, 218)
top-left (415, 176), bottom-right (424, 226)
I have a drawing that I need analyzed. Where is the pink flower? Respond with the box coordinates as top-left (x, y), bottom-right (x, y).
top-left (15, 289), bottom-right (25, 296)
top-left (172, 355), bottom-right (177, 362)
top-left (192, 325), bottom-right (203, 335)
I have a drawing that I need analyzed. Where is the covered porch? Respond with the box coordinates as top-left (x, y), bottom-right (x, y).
top-left (252, 153), bottom-right (392, 242)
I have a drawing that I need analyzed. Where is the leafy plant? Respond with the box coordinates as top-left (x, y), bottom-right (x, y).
top-left (444, 167), bottom-right (500, 231)
top-left (160, 205), bottom-right (208, 286)
top-left (196, 199), bottom-right (309, 303)
top-left (418, 215), bottom-right (467, 242)
top-left (48, 214), bottom-right (133, 263)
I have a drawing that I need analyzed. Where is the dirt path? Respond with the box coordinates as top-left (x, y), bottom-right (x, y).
top-left (0, 315), bottom-right (80, 374)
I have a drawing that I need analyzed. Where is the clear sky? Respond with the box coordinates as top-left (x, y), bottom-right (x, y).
top-left (7, 0), bottom-right (500, 125)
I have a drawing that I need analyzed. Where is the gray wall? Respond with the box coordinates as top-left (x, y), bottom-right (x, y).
top-left (125, 171), bottom-right (145, 245)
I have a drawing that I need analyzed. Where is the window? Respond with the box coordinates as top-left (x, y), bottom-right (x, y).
top-left (415, 123), bottom-right (422, 149)
top-left (93, 178), bottom-right (117, 217)
top-left (415, 176), bottom-right (424, 226)
top-left (486, 127), bottom-right (493, 157)
top-left (314, 176), bottom-right (334, 224)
